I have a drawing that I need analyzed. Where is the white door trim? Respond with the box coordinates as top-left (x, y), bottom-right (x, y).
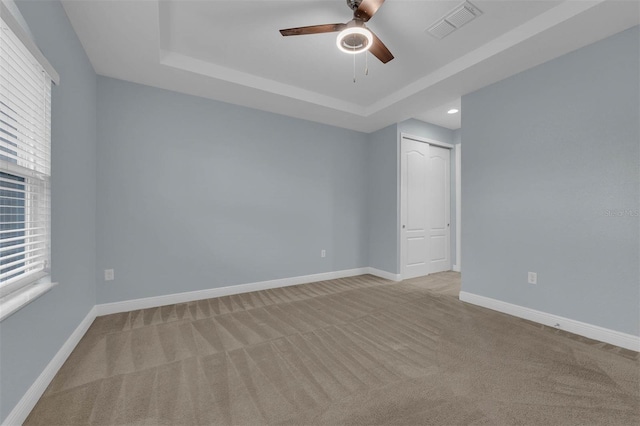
top-left (399, 133), bottom-right (455, 280)
top-left (454, 144), bottom-right (461, 272)
top-left (401, 133), bottom-right (454, 149)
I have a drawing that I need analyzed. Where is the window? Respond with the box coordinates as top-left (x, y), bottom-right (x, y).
top-left (0, 9), bottom-right (57, 319)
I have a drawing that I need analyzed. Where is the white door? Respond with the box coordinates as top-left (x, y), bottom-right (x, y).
top-left (427, 145), bottom-right (451, 274)
top-left (401, 138), bottom-right (451, 279)
top-left (401, 139), bottom-right (430, 279)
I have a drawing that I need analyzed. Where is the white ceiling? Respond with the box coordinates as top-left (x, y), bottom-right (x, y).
top-left (61, 0), bottom-right (639, 132)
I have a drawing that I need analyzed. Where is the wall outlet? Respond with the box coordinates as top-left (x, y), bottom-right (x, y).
top-left (321, 249), bottom-right (326, 258)
top-left (527, 271), bottom-right (537, 285)
top-left (104, 269), bottom-right (114, 281)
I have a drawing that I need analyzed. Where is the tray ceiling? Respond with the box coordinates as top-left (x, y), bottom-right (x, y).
top-left (62, 0), bottom-right (639, 132)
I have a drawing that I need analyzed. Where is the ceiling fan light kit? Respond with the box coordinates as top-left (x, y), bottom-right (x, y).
top-left (336, 26), bottom-right (373, 54)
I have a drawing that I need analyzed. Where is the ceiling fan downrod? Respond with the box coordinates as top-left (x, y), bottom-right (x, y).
top-left (346, 0), bottom-right (363, 12)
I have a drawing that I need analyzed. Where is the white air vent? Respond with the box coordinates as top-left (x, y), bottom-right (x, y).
top-left (427, 20), bottom-right (456, 39)
top-left (426, 1), bottom-right (483, 40)
top-left (446, 3), bottom-right (479, 28)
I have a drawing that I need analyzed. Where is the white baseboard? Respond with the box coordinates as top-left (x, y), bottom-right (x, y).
top-left (453, 264), bottom-right (461, 272)
top-left (96, 268), bottom-right (371, 316)
top-left (2, 306), bottom-right (97, 426)
top-left (366, 267), bottom-right (402, 282)
top-left (459, 291), bottom-right (639, 352)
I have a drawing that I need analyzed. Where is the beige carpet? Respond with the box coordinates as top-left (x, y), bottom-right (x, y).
top-left (26, 272), bottom-right (639, 425)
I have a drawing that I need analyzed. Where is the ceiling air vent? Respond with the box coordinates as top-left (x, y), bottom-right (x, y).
top-left (428, 20), bottom-right (456, 39)
top-left (426, 1), bottom-right (483, 40)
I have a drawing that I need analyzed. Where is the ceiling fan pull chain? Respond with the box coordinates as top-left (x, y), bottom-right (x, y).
top-left (353, 48), bottom-right (356, 83)
top-left (365, 51), bottom-right (369, 76)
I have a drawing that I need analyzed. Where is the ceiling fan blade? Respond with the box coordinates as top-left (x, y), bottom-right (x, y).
top-left (280, 23), bottom-right (346, 36)
top-left (369, 31), bottom-right (394, 64)
top-left (354, 0), bottom-right (385, 22)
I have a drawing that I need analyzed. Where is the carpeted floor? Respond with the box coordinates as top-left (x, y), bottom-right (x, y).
top-left (26, 272), bottom-right (639, 425)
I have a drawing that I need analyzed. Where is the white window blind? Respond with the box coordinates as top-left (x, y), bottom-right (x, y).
top-left (0, 14), bottom-right (52, 299)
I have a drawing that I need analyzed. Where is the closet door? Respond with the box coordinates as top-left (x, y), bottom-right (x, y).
top-left (401, 137), bottom-right (451, 279)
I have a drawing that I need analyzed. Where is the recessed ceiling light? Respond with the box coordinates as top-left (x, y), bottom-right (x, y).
top-left (448, 109), bottom-right (459, 114)
top-left (336, 27), bottom-right (373, 54)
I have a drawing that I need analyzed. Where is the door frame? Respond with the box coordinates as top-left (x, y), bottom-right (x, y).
top-left (398, 133), bottom-right (456, 280)
top-left (454, 144), bottom-right (461, 272)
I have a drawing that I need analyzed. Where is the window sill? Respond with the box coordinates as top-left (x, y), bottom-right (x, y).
top-left (0, 277), bottom-right (57, 322)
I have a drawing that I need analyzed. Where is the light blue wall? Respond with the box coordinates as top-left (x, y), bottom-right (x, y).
top-left (367, 124), bottom-right (399, 273)
top-left (0, 0), bottom-right (97, 422)
top-left (461, 26), bottom-right (639, 335)
top-left (96, 77), bottom-right (369, 303)
top-left (398, 118), bottom-right (454, 144)
top-left (452, 129), bottom-right (461, 146)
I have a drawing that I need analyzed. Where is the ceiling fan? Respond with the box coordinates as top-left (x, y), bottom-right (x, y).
top-left (279, 0), bottom-right (394, 64)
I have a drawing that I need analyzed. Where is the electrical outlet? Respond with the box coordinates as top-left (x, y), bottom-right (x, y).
top-left (321, 249), bottom-right (326, 258)
top-left (104, 269), bottom-right (114, 281)
top-left (527, 271), bottom-right (537, 285)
